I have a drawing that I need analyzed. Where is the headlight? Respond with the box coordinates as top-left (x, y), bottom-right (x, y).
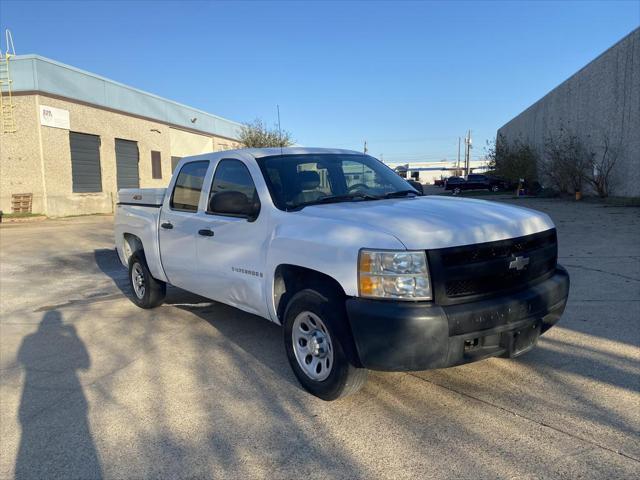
top-left (358, 249), bottom-right (432, 300)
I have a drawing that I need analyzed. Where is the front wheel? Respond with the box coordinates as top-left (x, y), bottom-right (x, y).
top-left (128, 252), bottom-right (166, 309)
top-left (453, 187), bottom-right (461, 195)
top-left (284, 289), bottom-right (368, 400)
top-left (491, 185), bottom-right (500, 192)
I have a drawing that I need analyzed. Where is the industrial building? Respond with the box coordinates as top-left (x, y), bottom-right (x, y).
top-left (0, 55), bottom-right (242, 216)
top-left (386, 159), bottom-right (489, 185)
top-left (497, 28), bottom-right (639, 197)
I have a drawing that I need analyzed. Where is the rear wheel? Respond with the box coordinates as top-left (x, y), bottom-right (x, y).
top-left (453, 187), bottom-right (461, 195)
top-left (128, 252), bottom-right (166, 309)
top-left (491, 184), bottom-right (500, 192)
top-left (284, 289), bottom-right (367, 400)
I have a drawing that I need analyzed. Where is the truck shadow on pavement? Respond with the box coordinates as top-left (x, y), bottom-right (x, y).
top-left (15, 310), bottom-right (102, 480)
top-left (92, 247), bottom-right (640, 473)
top-left (94, 247), bottom-right (299, 389)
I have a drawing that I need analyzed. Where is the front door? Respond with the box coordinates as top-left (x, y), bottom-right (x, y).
top-left (193, 158), bottom-right (268, 316)
top-left (158, 160), bottom-right (210, 291)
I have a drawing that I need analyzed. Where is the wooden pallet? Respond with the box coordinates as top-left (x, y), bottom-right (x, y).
top-left (11, 193), bottom-right (32, 213)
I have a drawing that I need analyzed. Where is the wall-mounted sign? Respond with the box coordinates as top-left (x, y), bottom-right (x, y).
top-left (39, 105), bottom-right (70, 130)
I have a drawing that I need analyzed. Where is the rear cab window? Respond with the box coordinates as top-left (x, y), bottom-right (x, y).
top-left (170, 161), bottom-right (209, 212)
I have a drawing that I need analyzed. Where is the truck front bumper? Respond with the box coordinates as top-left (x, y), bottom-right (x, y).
top-left (345, 266), bottom-right (570, 371)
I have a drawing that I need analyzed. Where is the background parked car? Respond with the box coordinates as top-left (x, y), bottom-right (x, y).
top-left (444, 176), bottom-right (465, 193)
top-left (406, 179), bottom-right (424, 195)
top-left (445, 174), bottom-right (511, 194)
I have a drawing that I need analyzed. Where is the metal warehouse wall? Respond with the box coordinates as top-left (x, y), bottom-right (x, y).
top-left (497, 28), bottom-right (640, 197)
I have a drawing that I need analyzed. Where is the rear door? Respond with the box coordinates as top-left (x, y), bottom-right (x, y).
top-left (115, 139), bottom-right (140, 189)
top-left (158, 160), bottom-right (210, 290)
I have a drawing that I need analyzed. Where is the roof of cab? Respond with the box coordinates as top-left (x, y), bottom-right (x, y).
top-left (246, 147), bottom-right (364, 158)
top-left (178, 147), bottom-right (366, 164)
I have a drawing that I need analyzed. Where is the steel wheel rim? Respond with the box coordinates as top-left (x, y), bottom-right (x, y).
top-left (292, 311), bottom-right (334, 381)
top-left (132, 263), bottom-right (145, 299)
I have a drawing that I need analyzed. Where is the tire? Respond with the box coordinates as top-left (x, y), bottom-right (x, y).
top-left (283, 288), bottom-right (368, 400)
top-left (128, 251), bottom-right (166, 309)
top-left (453, 187), bottom-right (461, 195)
top-left (491, 185), bottom-right (499, 192)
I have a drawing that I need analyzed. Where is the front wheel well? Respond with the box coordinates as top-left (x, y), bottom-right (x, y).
top-left (274, 264), bottom-right (361, 368)
top-left (273, 264), bottom-right (346, 324)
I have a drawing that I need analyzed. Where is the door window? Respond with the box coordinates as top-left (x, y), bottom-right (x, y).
top-left (207, 159), bottom-right (259, 216)
top-left (170, 161), bottom-right (209, 212)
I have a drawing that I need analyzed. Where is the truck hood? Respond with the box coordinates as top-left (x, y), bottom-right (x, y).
top-left (297, 196), bottom-right (555, 250)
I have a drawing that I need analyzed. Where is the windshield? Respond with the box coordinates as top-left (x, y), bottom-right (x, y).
top-left (257, 154), bottom-right (416, 210)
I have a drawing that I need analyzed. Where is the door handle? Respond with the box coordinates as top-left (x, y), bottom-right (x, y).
top-left (198, 229), bottom-right (214, 237)
top-left (161, 222), bottom-right (173, 230)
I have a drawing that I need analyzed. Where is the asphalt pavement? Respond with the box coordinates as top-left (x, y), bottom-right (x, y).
top-left (1, 197), bottom-right (638, 479)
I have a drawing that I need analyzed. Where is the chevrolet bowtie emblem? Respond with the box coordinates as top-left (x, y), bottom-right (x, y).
top-left (509, 256), bottom-right (530, 271)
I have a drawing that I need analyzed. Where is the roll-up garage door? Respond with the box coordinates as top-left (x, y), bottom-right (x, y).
top-left (70, 132), bottom-right (102, 193)
top-left (115, 139), bottom-right (140, 189)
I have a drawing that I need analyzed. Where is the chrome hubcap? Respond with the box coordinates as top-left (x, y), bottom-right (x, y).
top-left (131, 263), bottom-right (145, 299)
top-left (292, 311), bottom-right (334, 381)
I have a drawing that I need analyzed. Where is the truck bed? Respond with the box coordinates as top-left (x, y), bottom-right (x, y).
top-left (118, 188), bottom-right (166, 207)
top-left (115, 188), bottom-right (167, 282)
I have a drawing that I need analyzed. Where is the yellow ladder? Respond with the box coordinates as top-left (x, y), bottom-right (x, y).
top-left (0, 30), bottom-right (16, 134)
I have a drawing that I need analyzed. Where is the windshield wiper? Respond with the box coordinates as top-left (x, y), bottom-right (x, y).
top-left (317, 193), bottom-right (379, 203)
top-left (292, 192), bottom-right (379, 210)
top-left (381, 189), bottom-right (419, 199)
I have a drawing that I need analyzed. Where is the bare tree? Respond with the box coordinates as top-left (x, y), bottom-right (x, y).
top-left (542, 127), bottom-right (591, 194)
top-left (238, 118), bottom-right (294, 148)
top-left (586, 133), bottom-right (620, 198)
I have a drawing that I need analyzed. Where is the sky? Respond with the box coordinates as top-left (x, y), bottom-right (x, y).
top-left (1, 0), bottom-right (638, 163)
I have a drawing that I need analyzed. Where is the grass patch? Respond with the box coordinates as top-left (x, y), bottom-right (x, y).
top-left (1, 212), bottom-right (45, 218)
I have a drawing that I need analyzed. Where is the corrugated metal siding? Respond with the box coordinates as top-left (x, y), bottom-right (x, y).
top-left (115, 139), bottom-right (140, 189)
top-left (69, 132), bottom-right (102, 193)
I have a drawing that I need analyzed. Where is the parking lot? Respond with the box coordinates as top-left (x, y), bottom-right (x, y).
top-left (1, 196), bottom-right (639, 479)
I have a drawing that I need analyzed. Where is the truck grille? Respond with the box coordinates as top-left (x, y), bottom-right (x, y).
top-left (427, 229), bottom-right (558, 305)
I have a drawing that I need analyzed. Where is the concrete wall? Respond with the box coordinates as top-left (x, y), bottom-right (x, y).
top-left (0, 93), bottom-right (240, 216)
top-left (497, 28), bottom-right (640, 197)
top-left (169, 128), bottom-right (213, 158)
top-left (0, 96), bottom-right (46, 213)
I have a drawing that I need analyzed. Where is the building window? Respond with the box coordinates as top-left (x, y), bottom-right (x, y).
top-left (69, 132), bottom-right (102, 193)
top-left (171, 156), bottom-right (182, 172)
top-left (151, 151), bottom-right (162, 179)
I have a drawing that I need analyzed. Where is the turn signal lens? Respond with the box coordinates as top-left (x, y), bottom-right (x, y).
top-left (358, 250), bottom-right (432, 300)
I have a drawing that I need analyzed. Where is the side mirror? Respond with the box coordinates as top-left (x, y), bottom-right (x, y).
top-left (209, 191), bottom-right (260, 220)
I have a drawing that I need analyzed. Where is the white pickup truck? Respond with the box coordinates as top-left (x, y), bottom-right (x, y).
top-left (115, 148), bottom-right (569, 400)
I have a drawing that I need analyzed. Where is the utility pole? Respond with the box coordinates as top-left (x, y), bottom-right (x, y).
top-left (364, 140), bottom-right (368, 154)
top-left (457, 137), bottom-right (461, 169)
top-left (464, 130), bottom-right (472, 177)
